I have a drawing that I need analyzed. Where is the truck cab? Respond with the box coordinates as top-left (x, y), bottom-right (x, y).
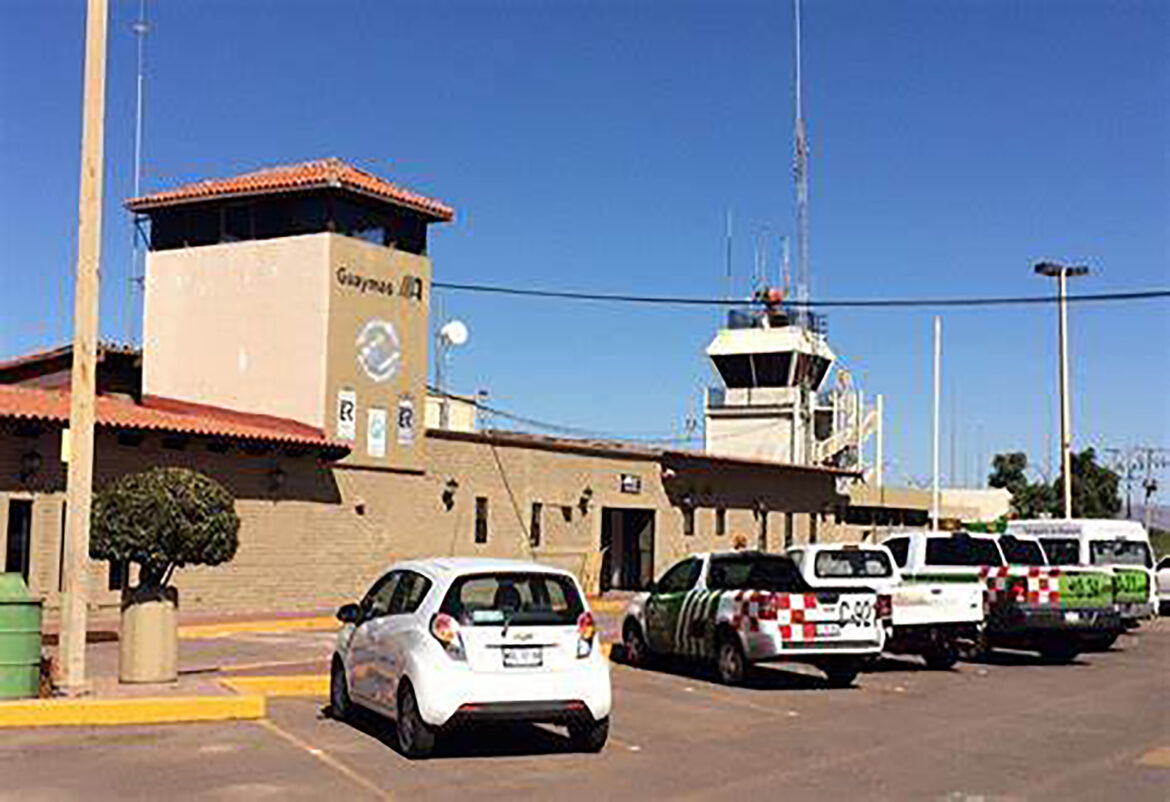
top-left (788, 542), bottom-right (982, 670)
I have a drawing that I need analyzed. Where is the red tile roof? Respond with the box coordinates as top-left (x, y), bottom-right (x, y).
top-left (0, 385), bottom-right (349, 457)
top-left (125, 158), bottom-right (454, 222)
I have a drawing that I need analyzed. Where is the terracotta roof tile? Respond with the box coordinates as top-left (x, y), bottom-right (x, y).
top-left (125, 158), bottom-right (454, 222)
top-left (0, 385), bottom-right (349, 457)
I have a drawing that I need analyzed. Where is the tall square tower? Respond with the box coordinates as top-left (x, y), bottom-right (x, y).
top-left (127, 158), bottom-right (453, 472)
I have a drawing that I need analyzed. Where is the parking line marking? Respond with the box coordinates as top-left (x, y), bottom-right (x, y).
top-left (255, 718), bottom-right (393, 801)
top-left (1137, 746), bottom-right (1170, 768)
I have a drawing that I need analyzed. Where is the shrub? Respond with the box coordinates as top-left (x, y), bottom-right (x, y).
top-left (90, 467), bottom-right (240, 590)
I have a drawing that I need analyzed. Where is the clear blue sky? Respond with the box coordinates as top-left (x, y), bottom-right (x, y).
top-left (2, 0), bottom-right (1167, 488)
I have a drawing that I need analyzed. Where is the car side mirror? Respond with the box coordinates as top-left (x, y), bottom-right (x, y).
top-left (645, 580), bottom-right (658, 593)
top-left (336, 603), bottom-right (362, 624)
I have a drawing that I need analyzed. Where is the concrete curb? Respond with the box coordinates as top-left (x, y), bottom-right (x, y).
top-left (178, 616), bottom-right (337, 640)
top-left (220, 675), bottom-right (330, 697)
top-left (0, 695), bottom-right (266, 728)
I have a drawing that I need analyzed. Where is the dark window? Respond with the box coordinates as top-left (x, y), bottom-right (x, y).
top-left (360, 571), bottom-right (400, 619)
top-left (440, 572), bottom-right (584, 627)
top-left (784, 512), bottom-right (794, 549)
top-left (1039, 538), bottom-right (1080, 566)
top-left (884, 538), bottom-right (910, 568)
top-left (708, 554), bottom-right (808, 593)
top-left (1090, 539), bottom-right (1152, 568)
top-left (715, 508), bottom-right (726, 537)
top-left (809, 513), bottom-right (818, 545)
top-left (999, 536), bottom-right (1046, 566)
top-left (387, 571), bottom-right (432, 615)
top-left (529, 503), bottom-right (542, 548)
top-left (683, 507), bottom-right (695, 537)
top-left (656, 558), bottom-right (702, 593)
top-left (108, 559), bottom-right (130, 592)
top-left (475, 497), bottom-right (489, 544)
top-left (758, 511), bottom-right (769, 550)
top-left (925, 536), bottom-right (1003, 567)
top-left (5, 499), bottom-right (33, 582)
top-left (814, 549), bottom-right (893, 579)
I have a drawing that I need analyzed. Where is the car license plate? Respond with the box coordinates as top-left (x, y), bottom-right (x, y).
top-left (502, 647), bottom-right (542, 667)
top-left (1064, 611), bottom-right (1081, 624)
top-left (815, 623), bottom-right (841, 637)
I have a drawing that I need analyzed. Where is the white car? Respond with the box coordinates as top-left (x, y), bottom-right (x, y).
top-left (330, 558), bottom-right (611, 758)
top-left (1157, 555), bottom-right (1170, 616)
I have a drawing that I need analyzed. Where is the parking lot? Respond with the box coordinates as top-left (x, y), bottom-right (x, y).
top-left (5, 620), bottom-right (1168, 802)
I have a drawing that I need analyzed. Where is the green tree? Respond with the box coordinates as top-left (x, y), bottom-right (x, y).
top-left (988, 452), bottom-right (1055, 518)
top-left (90, 467), bottom-right (240, 590)
top-left (1053, 448), bottom-right (1121, 519)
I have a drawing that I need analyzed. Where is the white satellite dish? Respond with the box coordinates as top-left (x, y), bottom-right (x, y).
top-left (440, 319), bottom-right (468, 346)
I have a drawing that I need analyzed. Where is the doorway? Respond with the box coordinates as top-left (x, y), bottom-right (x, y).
top-left (5, 499), bottom-right (33, 582)
top-left (600, 508), bottom-right (655, 591)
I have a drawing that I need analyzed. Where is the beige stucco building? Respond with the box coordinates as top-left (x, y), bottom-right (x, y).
top-left (0, 159), bottom-right (857, 621)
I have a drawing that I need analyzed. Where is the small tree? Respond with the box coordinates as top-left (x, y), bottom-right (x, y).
top-left (91, 467), bottom-right (240, 590)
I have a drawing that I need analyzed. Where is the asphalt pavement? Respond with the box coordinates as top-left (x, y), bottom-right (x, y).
top-left (5, 621), bottom-right (1169, 801)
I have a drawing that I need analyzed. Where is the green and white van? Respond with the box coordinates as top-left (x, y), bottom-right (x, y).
top-left (1006, 519), bottom-right (1156, 625)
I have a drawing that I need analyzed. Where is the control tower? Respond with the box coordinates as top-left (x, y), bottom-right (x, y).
top-left (704, 289), bottom-right (872, 468)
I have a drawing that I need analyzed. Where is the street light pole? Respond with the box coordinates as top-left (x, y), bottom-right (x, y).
top-left (1034, 261), bottom-right (1089, 520)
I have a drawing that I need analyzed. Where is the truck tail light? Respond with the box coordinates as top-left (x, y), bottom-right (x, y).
top-left (430, 612), bottom-right (466, 661)
top-left (876, 593), bottom-right (893, 622)
top-left (1010, 583), bottom-right (1026, 603)
top-left (577, 611), bottom-right (596, 658)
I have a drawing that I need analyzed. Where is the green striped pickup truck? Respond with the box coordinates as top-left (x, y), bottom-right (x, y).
top-left (878, 530), bottom-right (1122, 661)
top-left (621, 551), bottom-right (885, 688)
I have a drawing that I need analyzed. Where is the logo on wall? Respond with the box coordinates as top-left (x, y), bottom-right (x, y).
top-left (356, 319), bottom-right (401, 383)
top-left (336, 389), bottom-right (357, 441)
top-left (367, 407), bottom-right (388, 458)
top-left (397, 396), bottom-right (415, 447)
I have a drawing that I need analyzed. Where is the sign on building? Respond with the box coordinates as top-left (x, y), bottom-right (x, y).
top-left (397, 397), bottom-right (415, 446)
top-left (337, 389), bottom-right (357, 441)
top-left (620, 473), bottom-right (642, 494)
top-left (367, 407), bottom-right (388, 458)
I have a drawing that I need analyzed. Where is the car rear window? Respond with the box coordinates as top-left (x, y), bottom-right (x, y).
top-left (1039, 538), bottom-right (1080, 566)
top-left (440, 572), bottom-right (584, 626)
top-left (998, 536), bottom-right (1046, 566)
top-left (925, 536), bottom-right (1004, 567)
top-left (1090, 540), bottom-right (1153, 569)
top-left (814, 549), bottom-right (893, 579)
top-left (708, 555), bottom-right (809, 593)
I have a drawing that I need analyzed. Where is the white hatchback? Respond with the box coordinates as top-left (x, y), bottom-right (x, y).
top-left (330, 557), bottom-right (612, 758)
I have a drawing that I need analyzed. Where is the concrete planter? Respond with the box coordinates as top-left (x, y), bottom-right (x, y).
top-left (119, 586), bottom-right (179, 684)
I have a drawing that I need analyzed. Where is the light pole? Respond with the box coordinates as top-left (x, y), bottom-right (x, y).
top-left (1034, 261), bottom-right (1089, 520)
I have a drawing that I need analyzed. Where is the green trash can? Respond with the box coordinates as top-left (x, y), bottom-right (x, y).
top-left (0, 573), bottom-right (43, 699)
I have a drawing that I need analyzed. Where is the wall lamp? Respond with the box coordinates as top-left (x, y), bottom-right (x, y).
top-left (578, 486), bottom-right (594, 514)
top-left (442, 478), bottom-right (459, 511)
top-left (19, 451), bottom-right (42, 484)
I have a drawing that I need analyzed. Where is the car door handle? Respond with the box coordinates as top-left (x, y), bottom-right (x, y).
top-left (931, 589), bottom-right (942, 595)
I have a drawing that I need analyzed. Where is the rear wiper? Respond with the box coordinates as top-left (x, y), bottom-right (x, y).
top-left (501, 609), bottom-right (516, 638)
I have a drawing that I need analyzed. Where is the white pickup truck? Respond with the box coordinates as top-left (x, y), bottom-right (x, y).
top-left (787, 542), bottom-right (982, 670)
top-left (621, 551), bottom-right (885, 687)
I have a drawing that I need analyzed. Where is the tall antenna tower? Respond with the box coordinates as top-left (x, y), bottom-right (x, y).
top-left (792, 0), bottom-right (811, 328)
top-left (126, 0), bottom-right (148, 345)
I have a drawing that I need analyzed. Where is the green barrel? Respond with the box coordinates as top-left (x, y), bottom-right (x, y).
top-left (0, 573), bottom-right (43, 699)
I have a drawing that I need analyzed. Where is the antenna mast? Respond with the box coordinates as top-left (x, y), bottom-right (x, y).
top-left (792, 0), bottom-right (811, 328)
top-left (126, 0), bottom-right (148, 345)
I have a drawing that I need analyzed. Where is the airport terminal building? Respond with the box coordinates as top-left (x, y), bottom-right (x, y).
top-left (0, 159), bottom-right (856, 619)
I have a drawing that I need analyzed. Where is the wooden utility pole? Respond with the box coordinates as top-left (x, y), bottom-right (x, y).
top-left (59, 0), bottom-right (109, 694)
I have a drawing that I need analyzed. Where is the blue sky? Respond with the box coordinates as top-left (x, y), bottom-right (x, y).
top-left (1, 0), bottom-right (1167, 488)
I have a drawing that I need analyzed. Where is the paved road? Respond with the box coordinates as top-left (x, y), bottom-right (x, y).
top-left (6, 622), bottom-right (1169, 801)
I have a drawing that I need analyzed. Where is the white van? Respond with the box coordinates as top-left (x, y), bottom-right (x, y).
top-left (1005, 519), bottom-right (1156, 624)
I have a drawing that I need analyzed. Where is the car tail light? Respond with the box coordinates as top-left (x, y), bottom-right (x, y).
top-left (876, 593), bottom-right (893, 622)
top-left (430, 613), bottom-right (466, 661)
top-left (577, 611), bottom-right (595, 658)
top-left (1010, 583), bottom-right (1026, 603)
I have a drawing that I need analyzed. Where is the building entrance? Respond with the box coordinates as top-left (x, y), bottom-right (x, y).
top-left (600, 508), bottom-right (655, 591)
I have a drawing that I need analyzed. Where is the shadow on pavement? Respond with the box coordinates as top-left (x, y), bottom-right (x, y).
top-left (612, 650), bottom-right (843, 691)
top-left (961, 650), bottom-right (1088, 668)
top-left (320, 705), bottom-right (588, 760)
top-left (864, 655), bottom-right (933, 674)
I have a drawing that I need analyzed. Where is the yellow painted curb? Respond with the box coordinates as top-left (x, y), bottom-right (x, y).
top-left (0, 695), bottom-right (266, 728)
top-left (220, 675), bottom-right (330, 698)
top-left (601, 642), bottom-right (613, 658)
top-left (179, 616), bottom-right (337, 640)
top-left (1137, 746), bottom-right (1170, 769)
top-left (589, 600), bottom-right (627, 614)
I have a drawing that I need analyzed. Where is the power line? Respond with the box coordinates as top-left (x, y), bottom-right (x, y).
top-left (430, 282), bottom-right (1170, 309)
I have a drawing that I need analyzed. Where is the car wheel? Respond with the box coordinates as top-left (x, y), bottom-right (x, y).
top-left (715, 632), bottom-right (747, 686)
top-left (922, 638), bottom-right (959, 671)
top-left (568, 716), bottom-right (609, 753)
top-left (396, 681), bottom-right (437, 759)
top-left (822, 660), bottom-right (860, 688)
top-left (623, 622), bottom-right (651, 667)
top-left (329, 657), bottom-right (353, 721)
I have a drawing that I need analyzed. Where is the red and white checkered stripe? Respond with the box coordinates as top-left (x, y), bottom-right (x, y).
top-left (729, 591), bottom-right (824, 641)
top-left (1024, 567), bottom-right (1062, 605)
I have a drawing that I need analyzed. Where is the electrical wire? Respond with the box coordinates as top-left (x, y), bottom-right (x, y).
top-left (432, 281), bottom-right (1170, 309)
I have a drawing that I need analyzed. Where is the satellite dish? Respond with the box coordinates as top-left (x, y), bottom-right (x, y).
top-left (440, 319), bottom-right (468, 346)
